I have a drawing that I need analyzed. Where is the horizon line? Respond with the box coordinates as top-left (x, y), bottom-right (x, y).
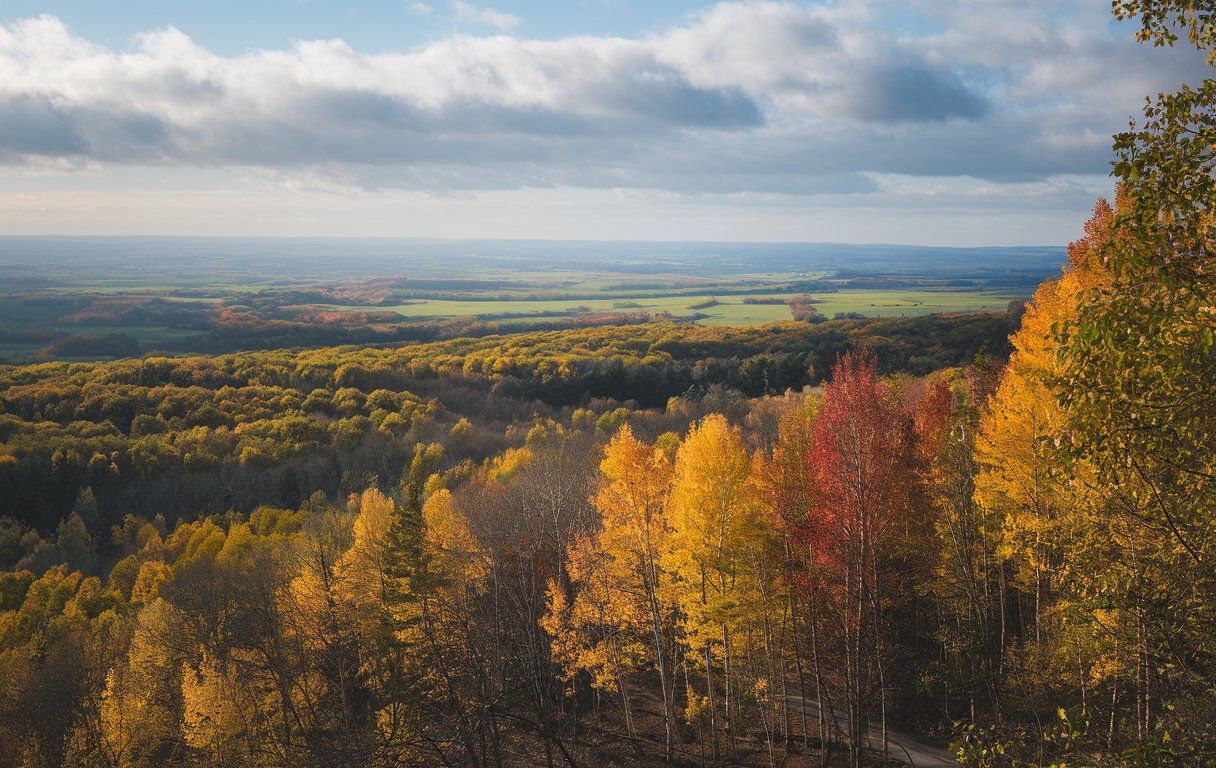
top-left (0, 235), bottom-right (1067, 250)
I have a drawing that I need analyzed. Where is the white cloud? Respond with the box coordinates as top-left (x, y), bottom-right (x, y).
top-left (450, 1), bottom-right (520, 32)
top-left (408, 2), bottom-right (434, 15)
top-left (0, 2), bottom-right (1204, 201)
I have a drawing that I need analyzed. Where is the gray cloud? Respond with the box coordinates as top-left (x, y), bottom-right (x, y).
top-left (850, 62), bottom-right (987, 122)
top-left (0, 2), bottom-right (1205, 195)
top-left (0, 94), bottom-right (172, 164)
top-left (0, 94), bottom-right (88, 157)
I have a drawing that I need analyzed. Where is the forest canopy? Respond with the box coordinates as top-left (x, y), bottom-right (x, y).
top-left (0, 313), bottom-right (1015, 531)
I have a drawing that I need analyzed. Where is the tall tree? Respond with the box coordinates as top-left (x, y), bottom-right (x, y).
top-left (1057, 1), bottom-right (1216, 752)
top-left (545, 425), bottom-right (680, 757)
top-left (807, 351), bottom-right (925, 767)
top-left (665, 414), bottom-right (771, 758)
top-left (918, 365), bottom-right (1008, 724)
top-left (754, 395), bottom-right (826, 758)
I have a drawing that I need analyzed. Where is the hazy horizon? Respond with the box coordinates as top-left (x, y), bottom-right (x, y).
top-left (0, 234), bottom-right (1069, 247)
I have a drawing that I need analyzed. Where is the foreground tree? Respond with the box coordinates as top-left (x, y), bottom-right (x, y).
top-left (1056, 0), bottom-right (1216, 754)
top-left (807, 352), bottom-right (928, 767)
top-left (665, 414), bottom-right (777, 759)
top-left (917, 363), bottom-right (1008, 726)
top-left (755, 396), bottom-right (832, 759)
top-left (545, 426), bottom-right (680, 757)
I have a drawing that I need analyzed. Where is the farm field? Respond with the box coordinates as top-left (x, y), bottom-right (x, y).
top-left (363, 288), bottom-right (1025, 325)
top-left (0, 240), bottom-right (1051, 362)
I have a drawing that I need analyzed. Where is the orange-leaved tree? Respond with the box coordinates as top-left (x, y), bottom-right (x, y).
top-left (807, 351), bottom-right (927, 767)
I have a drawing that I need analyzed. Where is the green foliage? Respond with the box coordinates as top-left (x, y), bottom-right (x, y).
top-left (1056, 1), bottom-right (1216, 751)
top-left (951, 722), bottom-right (1013, 768)
top-left (1113, 0), bottom-right (1216, 59)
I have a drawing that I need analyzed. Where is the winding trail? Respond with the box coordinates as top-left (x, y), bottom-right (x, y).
top-left (786, 696), bottom-right (959, 767)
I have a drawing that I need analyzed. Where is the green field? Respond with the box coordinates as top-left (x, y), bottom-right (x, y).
top-left (361, 288), bottom-right (1023, 327)
top-left (804, 289), bottom-right (1022, 318)
top-left (52, 325), bottom-right (205, 344)
top-left (0, 343), bottom-right (52, 365)
top-left (0, 298), bottom-right (66, 323)
top-left (0, 250), bottom-right (1039, 365)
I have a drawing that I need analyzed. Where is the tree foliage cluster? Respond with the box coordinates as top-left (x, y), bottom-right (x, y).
top-left (3, 265), bottom-right (1208, 766)
top-left (0, 373), bottom-right (945, 768)
top-left (0, 314), bottom-right (1013, 530)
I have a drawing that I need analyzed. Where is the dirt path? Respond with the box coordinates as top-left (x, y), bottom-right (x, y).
top-left (787, 696), bottom-right (959, 767)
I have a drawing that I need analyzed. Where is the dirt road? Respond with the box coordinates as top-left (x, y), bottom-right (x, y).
top-left (787, 696), bottom-right (959, 767)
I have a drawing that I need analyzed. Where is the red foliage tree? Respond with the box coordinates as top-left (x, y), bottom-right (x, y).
top-left (803, 350), bottom-right (928, 766)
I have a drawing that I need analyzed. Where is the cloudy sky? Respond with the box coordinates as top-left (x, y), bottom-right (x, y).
top-left (0, 0), bottom-right (1207, 244)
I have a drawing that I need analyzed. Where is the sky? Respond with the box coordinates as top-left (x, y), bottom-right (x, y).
top-left (0, 0), bottom-right (1208, 245)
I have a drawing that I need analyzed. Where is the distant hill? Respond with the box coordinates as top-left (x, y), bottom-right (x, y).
top-left (0, 236), bottom-right (1065, 280)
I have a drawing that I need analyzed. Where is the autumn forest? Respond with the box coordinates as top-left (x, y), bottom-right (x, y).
top-left (1, 2), bottom-right (1215, 767)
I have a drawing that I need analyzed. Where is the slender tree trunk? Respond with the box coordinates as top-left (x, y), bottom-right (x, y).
top-left (878, 621), bottom-right (887, 759)
top-left (795, 644), bottom-right (810, 749)
top-left (776, 601), bottom-right (791, 753)
top-left (647, 585), bottom-right (675, 761)
top-left (721, 622), bottom-right (734, 754)
top-left (851, 528), bottom-right (867, 768)
top-left (872, 549), bottom-right (887, 759)
top-left (1108, 642), bottom-right (1119, 751)
top-left (617, 674), bottom-right (636, 739)
top-left (1034, 561), bottom-right (1042, 645)
top-left (998, 561), bottom-right (1008, 686)
top-left (705, 642), bottom-right (719, 760)
top-left (810, 603), bottom-right (829, 768)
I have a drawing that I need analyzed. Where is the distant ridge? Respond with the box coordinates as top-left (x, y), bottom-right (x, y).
top-left (0, 236), bottom-right (1066, 279)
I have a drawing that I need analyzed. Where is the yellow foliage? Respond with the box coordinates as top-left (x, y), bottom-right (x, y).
top-left (543, 425), bottom-right (679, 697)
top-left (165, 520), bottom-right (226, 570)
top-left (487, 446), bottom-right (532, 481)
top-left (975, 197), bottom-right (1119, 686)
top-left (664, 415), bottom-right (780, 650)
top-left (131, 561), bottom-right (172, 604)
top-left (593, 425), bottom-right (674, 586)
top-left (337, 487), bottom-right (396, 607)
top-left (422, 488), bottom-right (486, 583)
top-left (976, 200), bottom-right (1113, 574)
top-left (180, 657), bottom-right (247, 765)
top-left (99, 599), bottom-right (182, 767)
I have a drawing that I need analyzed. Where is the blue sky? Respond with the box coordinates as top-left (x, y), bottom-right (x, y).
top-left (0, 1), bottom-right (1208, 244)
top-left (0, 1), bottom-right (705, 53)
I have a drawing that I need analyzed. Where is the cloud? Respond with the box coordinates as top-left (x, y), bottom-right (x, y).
top-left (849, 61), bottom-right (987, 122)
top-left (0, 3), bottom-right (1205, 197)
top-left (450, 1), bottom-right (520, 31)
top-left (407, 2), bottom-right (434, 15)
